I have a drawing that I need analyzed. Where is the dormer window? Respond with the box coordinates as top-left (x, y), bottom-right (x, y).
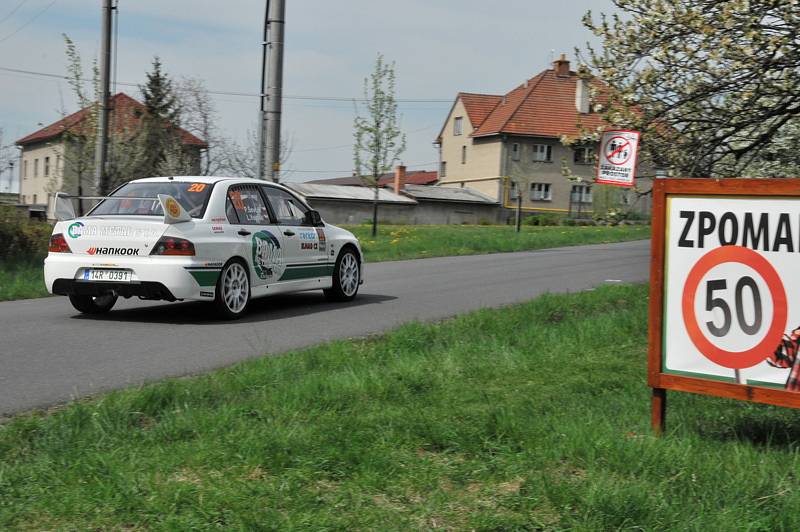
top-left (453, 116), bottom-right (463, 136)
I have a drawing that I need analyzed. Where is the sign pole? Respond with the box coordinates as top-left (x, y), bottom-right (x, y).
top-left (651, 388), bottom-right (666, 436)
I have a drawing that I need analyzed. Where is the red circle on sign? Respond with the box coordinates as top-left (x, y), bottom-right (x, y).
top-left (682, 246), bottom-right (787, 369)
top-left (603, 135), bottom-right (633, 166)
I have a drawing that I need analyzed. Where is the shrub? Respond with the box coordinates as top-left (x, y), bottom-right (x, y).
top-left (0, 207), bottom-right (53, 262)
top-left (523, 213), bottom-right (563, 226)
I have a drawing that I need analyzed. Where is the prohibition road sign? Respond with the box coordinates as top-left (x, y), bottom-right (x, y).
top-left (595, 129), bottom-right (640, 187)
top-left (603, 135), bottom-right (633, 166)
top-left (681, 245), bottom-right (787, 369)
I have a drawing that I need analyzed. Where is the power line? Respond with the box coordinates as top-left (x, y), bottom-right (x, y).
top-left (0, 65), bottom-right (452, 103)
top-left (0, 0), bottom-right (30, 27)
top-left (0, 0), bottom-right (57, 43)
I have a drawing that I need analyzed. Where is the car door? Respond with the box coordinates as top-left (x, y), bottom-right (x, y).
top-left (260, 185), bottom-right (329, 282)
top-left (225, 184), bottom-right (285, 288)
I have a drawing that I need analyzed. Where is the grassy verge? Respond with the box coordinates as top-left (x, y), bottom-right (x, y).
top-left (0, 260), bottom-right (48, 301)
top-left (3, 284), bottom-right (800, 529)
top-left (0, 224), bottom-right (649, 302)
top-left (346, 223), bottom-right (650, 262)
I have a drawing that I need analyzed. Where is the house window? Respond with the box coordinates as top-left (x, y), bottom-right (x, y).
top-left (532, 144), bottom-right (552, 162)
top-left (571, 184), bottom-right (592, 204)
top-left (440, 161), bottom-right (447, 178)
top-left (530, 182), bottom-right (552, 201)
top-left (461, 146), bottom-right (467, 164)
top-left (573, 147), bottom-right (594, 165)
top-left (511, 143), bottom-right (520, 161)
top-left (33, 194), bottom-right (38, 204)
top-left (23, 160), bottom-right (27, 179)
top-left (44, 157), bottom-right (50, 177)
top-left (34, 159), bottom-right (39, 178)
top-left (56, 155), bottom-right (62, 174)
top-left (453, 116), bottom-right (463, 136)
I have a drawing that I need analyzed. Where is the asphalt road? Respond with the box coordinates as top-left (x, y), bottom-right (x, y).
top-left (0, 240), bottom-right (650, 416)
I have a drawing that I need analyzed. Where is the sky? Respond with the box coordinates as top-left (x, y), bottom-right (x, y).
top-left (0, 0), bottom-right (613, 192)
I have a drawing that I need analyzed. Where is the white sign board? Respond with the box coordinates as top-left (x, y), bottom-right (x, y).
top-left (596, 130), bottom-right (640, 187)
top-left (663, 196), bottom-right (800, 391)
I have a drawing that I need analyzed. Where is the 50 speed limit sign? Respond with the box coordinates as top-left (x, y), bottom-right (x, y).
top-left (648, 180), bottom-right (800, 434)
top-left (654, 183), bottom-right (800, 402)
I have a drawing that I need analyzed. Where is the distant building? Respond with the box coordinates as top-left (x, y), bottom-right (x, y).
top-left (308, 169), bottom-right (439, 188)
top-left (15, 92), bottom-right (207, 219)
top-left (435, 54), bottom-right (651, 216)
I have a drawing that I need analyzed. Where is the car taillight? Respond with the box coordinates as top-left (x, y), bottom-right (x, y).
top-left (48, 233), bottom-right (71, 253)
top-left (150, 236), bottom-right (195, 256)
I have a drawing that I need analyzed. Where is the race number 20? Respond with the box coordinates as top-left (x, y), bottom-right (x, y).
top-left (682, 246), bottom-right (787, 369)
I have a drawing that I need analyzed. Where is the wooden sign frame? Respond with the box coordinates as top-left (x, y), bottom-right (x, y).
top-left (648, 178), bottom-right (800, 434)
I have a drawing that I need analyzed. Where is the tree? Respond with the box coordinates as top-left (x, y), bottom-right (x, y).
top-left (581, 0), bottom-right (800, 178)
top-left (353, 53), bottom-right (406, 237)
top-left (54, 34), bottom-right (101, 213)
top-left (136, 57), bottom-right (186, 177)
top-left (175, 77), bottom-right (223, 176)
top-left (223, 127), bottom-right (294, 180)
top-left (0, 128), bottom-right (15, 193)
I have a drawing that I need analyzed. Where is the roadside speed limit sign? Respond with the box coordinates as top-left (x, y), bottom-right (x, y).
top-left (681, 245), bottom-right (787, 369)
top-left (649, 179), bottom-right (800, 434)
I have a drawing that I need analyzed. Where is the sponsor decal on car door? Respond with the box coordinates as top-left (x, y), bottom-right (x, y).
top-left (261, 186), bottom-right (333, 281)
top-left (227, 185), bottom-right (284, 288)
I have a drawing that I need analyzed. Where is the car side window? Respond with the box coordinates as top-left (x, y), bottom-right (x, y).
top-left (261, 186), bottom-right (309, 225)
top-left (227, 185), bottom-right (271, 225)
top-left (225, 196), bottom-right (240, 223)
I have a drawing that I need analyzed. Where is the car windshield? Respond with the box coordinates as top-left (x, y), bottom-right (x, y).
top-left (88, 182), bottom-right (213, 218)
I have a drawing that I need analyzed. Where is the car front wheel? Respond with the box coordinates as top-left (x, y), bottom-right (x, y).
top-left (69, 293), bottom-right (118, 314)
top-left (324, 248), bottom-right (361, 302)
top-left (215, 259), bottom-right (250, 319)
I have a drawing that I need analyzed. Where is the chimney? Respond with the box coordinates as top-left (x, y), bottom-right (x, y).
top-left (553, 53), bottom-right (570, 77)
top-left (393, 164), bottom-right (406, 194)
top-left (575, 77), bottom-right (590, 114)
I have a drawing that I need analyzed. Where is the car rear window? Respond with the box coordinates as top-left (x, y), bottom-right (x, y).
top-left (89, 182), bottom-right (214, 218)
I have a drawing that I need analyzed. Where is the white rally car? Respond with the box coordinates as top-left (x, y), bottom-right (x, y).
top-left (45, 176), bottom-right (363, 319)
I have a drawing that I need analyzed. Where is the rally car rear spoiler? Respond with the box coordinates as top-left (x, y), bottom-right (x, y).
top-left (54, 192), bottom-right (191, 224)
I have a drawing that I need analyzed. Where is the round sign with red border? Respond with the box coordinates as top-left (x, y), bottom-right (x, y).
top-left (681, 245), bottom-right (787, 369)
top-left (603, 135), bottom-right (633, 166)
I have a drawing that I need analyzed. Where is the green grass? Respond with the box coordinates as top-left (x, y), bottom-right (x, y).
top-left (0, 260), bottom-right (48, 301)
top-left (346, 223), bottom-right (650, 262)
top-left (0, 224), bottom-right (648, 302)
top-left (3, 284), bottom-right (800, 529)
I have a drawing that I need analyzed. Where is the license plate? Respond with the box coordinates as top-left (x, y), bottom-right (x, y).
top-left (83, 269), bottom-right (132, 282)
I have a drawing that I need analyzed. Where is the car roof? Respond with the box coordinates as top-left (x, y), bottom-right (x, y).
top-left (131, 176), bottom-right (291, 189)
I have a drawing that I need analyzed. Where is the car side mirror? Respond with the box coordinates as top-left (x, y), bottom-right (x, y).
top-left (304, 209), bottom-right (323, 226)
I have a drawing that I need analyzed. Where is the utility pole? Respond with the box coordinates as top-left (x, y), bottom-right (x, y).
top-left (256, 1), bottom-right (269, 181)
top-left (265, 0), bottom-right (285, 182)
top-left (94, 0), bottom-right (113, 195)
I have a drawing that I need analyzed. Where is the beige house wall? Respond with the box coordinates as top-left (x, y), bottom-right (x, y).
top-left (18, 141), bottom-right (65, 217)
top-left (438, 98), bottom-right (503, 196)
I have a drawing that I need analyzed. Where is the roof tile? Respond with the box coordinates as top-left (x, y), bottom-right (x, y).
top-left (16, 92), bottom-right (207, 148)
top-left (470, 70), bottom-right (609, 139)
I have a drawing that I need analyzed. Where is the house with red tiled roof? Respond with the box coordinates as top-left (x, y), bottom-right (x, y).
top-left (16, 92), bottom-right (207, 219)
top-left (435, 55), bottom-right (649, 215)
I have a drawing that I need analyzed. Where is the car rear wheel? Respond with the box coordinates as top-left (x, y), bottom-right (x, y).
top-left (68, 293), bottom-right (118, 314)
top-left (324, 248), bottom-right (360, 302)
top-left (215, 259), bottom-right (250, 319)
